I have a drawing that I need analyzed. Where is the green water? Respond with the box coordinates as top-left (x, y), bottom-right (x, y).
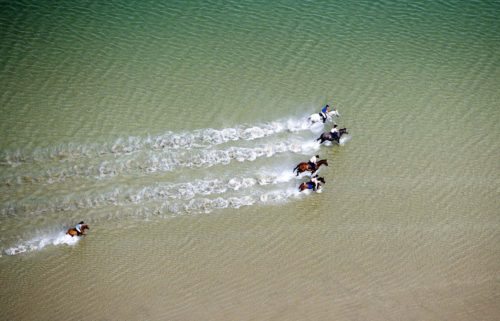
top-left (0, 0), bottom-right (499, 320)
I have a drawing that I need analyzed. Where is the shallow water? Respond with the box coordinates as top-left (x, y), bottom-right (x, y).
top-left (1, 0), bottom-right (499, 320)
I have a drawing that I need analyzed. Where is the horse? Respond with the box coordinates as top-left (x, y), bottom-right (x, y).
top-left (308, 109), bottom-right (340, 124)
top-left (293, 159), bottom-right (328, 176)
top-left (299, 177), bottom-right (326, 192)
top-left (66, 224), bottom-right (89, 237)
top-left (317, 128), bottom-right (348, 144)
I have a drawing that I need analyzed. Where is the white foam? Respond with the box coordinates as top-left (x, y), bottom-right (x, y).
top-left (0, 117), bottom-right (313, 168)
top-left (296, 140), bottom-right (321, 154)
top-left (309, 122), bottom-right (325, 134)
top-left (1, 168), bottom-right (301, 216)
top-left (4, 232), bottom-right (80, 256)
top-left (5, 138), bottom-right (321, 186)
top-left (339, 134), bottom-right (352, 145)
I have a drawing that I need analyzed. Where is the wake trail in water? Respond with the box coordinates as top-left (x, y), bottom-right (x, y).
top-left (3, 186), bottom-right (304, 257)
top-left (0, 117), bottom-right (311, 167)
top-left (3, 231), bottom-right (80, 257)
top-left (1, 138), bottom-right (321, 186)
top-left (1, 169), bottom-right (299, 217)
top-left (0, 115), bottom-right (334, 256)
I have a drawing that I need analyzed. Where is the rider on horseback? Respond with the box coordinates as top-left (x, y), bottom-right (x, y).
top-left (308, 154), bottom-right (319, 172)
top-left (75, 221), bottom-right (85, 234)
top-left (330, 124), bottom-right (340, 142)
top-left (311, 175), bottom-right (321, 191)
top-left (320, 105), bottom-right (330, 123)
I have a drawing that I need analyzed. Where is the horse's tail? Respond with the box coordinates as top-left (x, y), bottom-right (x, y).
top-left (293, 164), bottom-right (300, 173)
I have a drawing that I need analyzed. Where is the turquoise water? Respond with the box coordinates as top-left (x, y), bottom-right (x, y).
top-left (1, 1), bottom-right (499, 320)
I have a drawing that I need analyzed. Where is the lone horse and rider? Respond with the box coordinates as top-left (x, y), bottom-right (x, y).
top-left (66, 221), bottom-right (90, 237)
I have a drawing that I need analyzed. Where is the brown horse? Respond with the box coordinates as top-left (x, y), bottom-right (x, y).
top-left (299, 177), bottom-right (326, 192)
top-left (66, 224), bottom-right (89, 237)
top-left (293, 159), bottom-right (328, 176)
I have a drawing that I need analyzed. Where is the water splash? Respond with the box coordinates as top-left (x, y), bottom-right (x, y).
top-left (3, 232), bottom-right (80, 256)
top-left (2, 138), bottom-right (320, 186)
top-left (339, 134), bottom-right (352, 146)
top-left (1, 169), bottom-right (299, 216)
top-left (0, 117), bottom-right (311, 167)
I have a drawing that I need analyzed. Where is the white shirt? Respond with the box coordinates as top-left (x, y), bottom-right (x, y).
top-left (309, 155), bottom-right (317, 163)
top-left (330, 127), bottom-right (339, 134)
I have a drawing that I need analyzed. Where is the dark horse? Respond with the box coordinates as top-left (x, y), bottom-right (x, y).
top-left (66, 224), bottom-right (89, 237)
top-left (293, 159), bottom-right (328, 176)
top-left (299, 177), bottom-right (326, 192)
top-left (317, 128), bottom-right (348, 144)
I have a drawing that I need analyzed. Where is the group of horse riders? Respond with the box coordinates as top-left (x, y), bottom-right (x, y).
top-left (68, 103), bottom-right (346, 234)
top-left (320, 104), bottom-right (343, 141)
top-left (298, 102), bottom-right (348, 192)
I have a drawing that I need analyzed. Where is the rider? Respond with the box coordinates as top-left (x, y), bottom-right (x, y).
top-left (310, 175), bottom-right (321, 191)
top-left (320, 104), bottom-right (331, 123)
top-left (75, 221), bottom-right (85, 234)
top-left (308, 154), bottom-right (319, 172)
top-left (330, 124), bottom-right (340, 142)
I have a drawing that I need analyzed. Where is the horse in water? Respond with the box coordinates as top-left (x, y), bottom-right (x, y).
top-left (317, 128), bottom-right (348, 144)
top-left (66, 224), bottom-right (89, 237)
top-left (293, 159), bottom-right (328, 176)
top-left (299, 177), bottom-right (326, 192)
top-left (308, 109), bottom-right (340, 124)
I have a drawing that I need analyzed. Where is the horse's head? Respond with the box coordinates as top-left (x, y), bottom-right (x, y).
top-left (318, 177), bottom-right (326, 184)
top-left (82, 224), bottom-right (90, 230)
top-left (329, 110), bottom-right (340, 117)
top-left (340, 128), bottom-right (348, 134)
top-left (319, 159), bottom-right (328, 166)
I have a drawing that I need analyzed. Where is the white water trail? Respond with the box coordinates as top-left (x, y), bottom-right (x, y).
top-left (0, 117), bottom-right (312, 167)
top-left (2, 185), bottom-right (307, 256)
top-left (1, 168), bottom-right (300, 217)
top-left (3, 232), bottom-right (80, 256)
top-left (2, 138), bottom-right (321, 186)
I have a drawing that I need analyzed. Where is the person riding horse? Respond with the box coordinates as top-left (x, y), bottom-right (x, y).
top-left (311, 175), bottom-right (321, 191)
top-left (317, 127), bottom-right (348, 145)
top-left (308, 154), bottom-right (320, 172)
top-left (293, 158), bottom-right (328, 176)
top-left (299, 176), bottom-right (326, 192)
top-left (320, 105), bottom-right (331, 123)
top-left (330, 124), bottom-right (340, 142)
top-left (308, 104), bottom-right (340, 124)
top-left (66, 221), bottom-right (90, 237)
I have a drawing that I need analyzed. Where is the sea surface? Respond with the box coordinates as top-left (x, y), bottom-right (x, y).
top-left (0, 0), bottom-right (499, 320)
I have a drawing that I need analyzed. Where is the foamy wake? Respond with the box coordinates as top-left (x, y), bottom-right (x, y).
top-left (1, 170), bottom-right (299, 216)
top-left (3, 187), bottom-right (305, 256)
top-left (339, 134), bottom-right (352, 146)
top-left (3, 232), bottom-right (80, 256)
top-left (0, 117), bottom-right (311, 167)
top-left (0, 113), bottom-right (345, 256)
top-left (3, 139), bottom-right (321, 186)
top-left (140, 187), bottom-right (304, 217)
